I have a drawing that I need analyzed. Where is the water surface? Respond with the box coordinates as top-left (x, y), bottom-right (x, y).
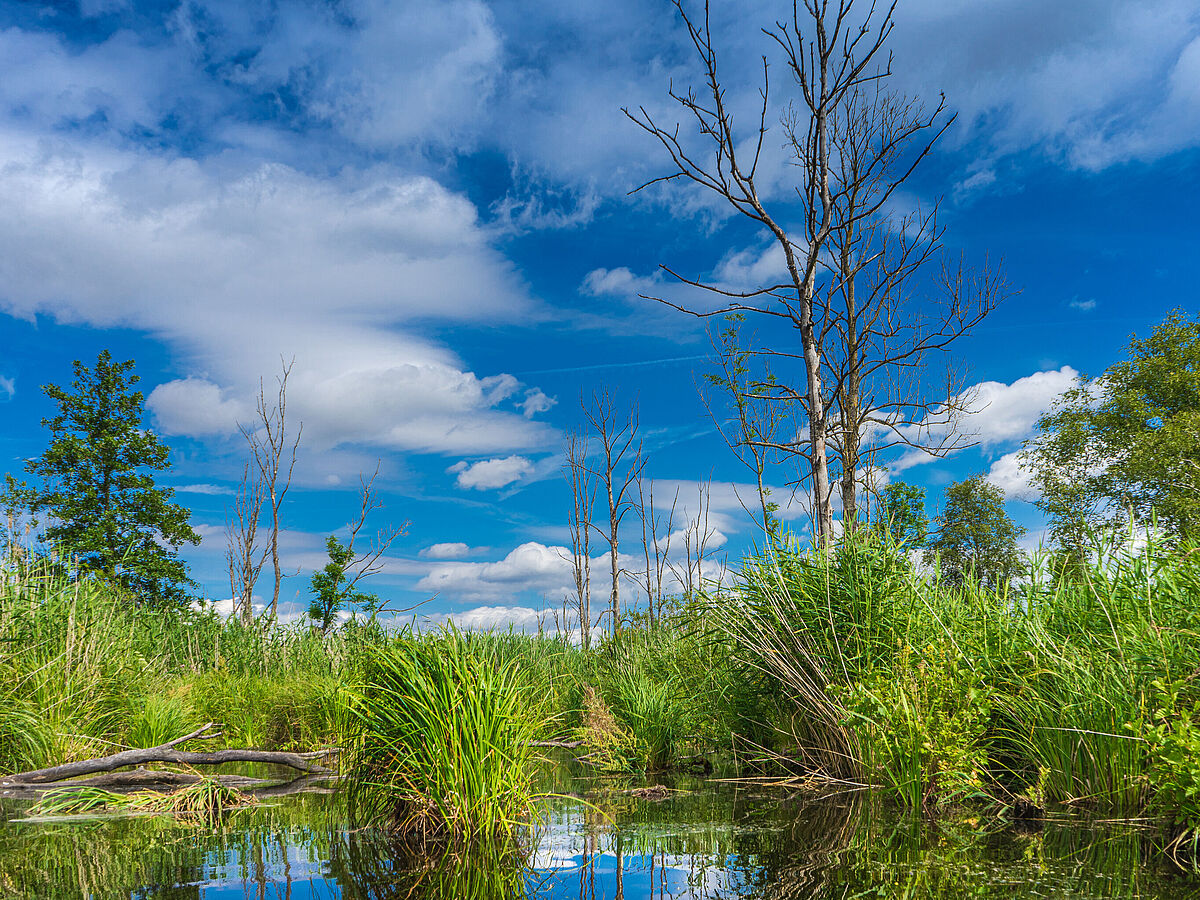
top-left (1, 769), bottom-right (1196, 898)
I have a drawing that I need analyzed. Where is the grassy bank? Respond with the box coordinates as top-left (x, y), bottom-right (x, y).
top-left (3, 532), bottom-right (1200, 848)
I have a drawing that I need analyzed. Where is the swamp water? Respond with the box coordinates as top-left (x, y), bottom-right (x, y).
top-left (1, 765), bottom-right (1197, 899)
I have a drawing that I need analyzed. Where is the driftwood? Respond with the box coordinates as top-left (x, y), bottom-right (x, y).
top-left (0, 724), bottom-right (338, 787)
top-left (0, 769), bottom-right (340, 801)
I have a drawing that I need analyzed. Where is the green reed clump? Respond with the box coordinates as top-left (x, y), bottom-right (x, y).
top-left (713, 524), bottom-right (1200, 821)
top-left (344, 626), bottom-right (542, 843)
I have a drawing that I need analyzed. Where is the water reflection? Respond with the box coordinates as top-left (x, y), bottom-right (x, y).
top-left (1, 783), bottom-right (1198, 899)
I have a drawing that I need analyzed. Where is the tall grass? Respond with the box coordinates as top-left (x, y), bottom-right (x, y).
top-left (716, 527), bottom-right (1200, 819)
top-left (344, 626), bottom-right (542, 843)
top-left (0, 549), bottom-right (353, 774)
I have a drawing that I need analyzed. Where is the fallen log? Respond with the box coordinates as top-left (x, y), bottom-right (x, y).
top-left (0, 723), bottom-right (338, 786)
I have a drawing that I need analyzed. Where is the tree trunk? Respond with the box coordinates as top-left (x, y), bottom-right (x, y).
top-left (0, 724), bottom-right (335, 785)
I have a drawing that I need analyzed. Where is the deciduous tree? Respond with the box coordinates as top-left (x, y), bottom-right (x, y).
top-left (1021, 311), bottom-right (1200, 557)
top-left (926, 475), bottom-right (1024, 590)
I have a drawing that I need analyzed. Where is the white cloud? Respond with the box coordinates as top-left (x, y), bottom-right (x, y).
top-left (986, 451), bottom-right (1037, 501)
top-left (175, 483), bottom-right (236, 496)
top-left (149, 379), bottom-right (252, 437)
top-left (519, 389), bottom-right (556, 418)
top-left (449, 455), bottom-right (535, 490)
top-left (0, 138), bottom-right (553, 457)
top-left (893, 367), bottom-right (1079, 470)
top-left (417, 541), bottom-right (576, 602)
top-left (0, 375), bottom-right (13, 401)
top-left (1069, 297), bottom-right (1098, 311)
top-left (440, 605), bottom-right (545, 631)
top-left (581, 267), bottom-right (643, 297)
top-left (712, 242), bottom-right (787, 289)
top-left (891, 0), bottom-right (1200, 170)
top-left (420, 542), bottom-right (478, 559)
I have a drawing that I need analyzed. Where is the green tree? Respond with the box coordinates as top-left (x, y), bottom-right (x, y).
top-left (926, 475), bottom-right (1025, 590)
top-left (23, 351), bottom-right (199, 606)
top-left (1021, 311), bottom-right (1200, 556)
top-left (874, 482), bottom-right (928, 547)
top-left (307, 468), bottom-right (404, 633)
top-left (308, 535), bottom-right (380, 634)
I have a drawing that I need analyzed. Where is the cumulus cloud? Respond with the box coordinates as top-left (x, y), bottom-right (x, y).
top-left (417, 541), bottom-right (575, 602)
top-left (420, 542), bottom-right (480, 559)
top-left (440, 605), bottom-right (545, 631)
top-left (149, 379), bottom-right (252, 437)
top-left (416, 536), bottom-right (730, 606)
top-left (449, 455), bottom-right (536, 490)
top-left (986, 451), bottom-right (1038, 501)
top-left (893, 367), bottom-right (1079, 470)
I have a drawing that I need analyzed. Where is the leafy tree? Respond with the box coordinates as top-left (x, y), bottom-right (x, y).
top-left (308, 535), bottom-right (380, 634)
top-left (23, 351), bottom-right (199, 606)
top-left (1021, 311), bottom-right (1200, 556)
top-left (874, 482), bottom-right (928, 547)
top-left (927, 475), bottom-right (1025, 590)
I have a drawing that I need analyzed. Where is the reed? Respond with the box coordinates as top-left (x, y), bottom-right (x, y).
top-left (344, 625), bottom-right (542, 843)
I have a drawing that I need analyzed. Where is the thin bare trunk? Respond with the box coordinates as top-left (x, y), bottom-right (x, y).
top-left (241, 359), bottom-right (302, 619)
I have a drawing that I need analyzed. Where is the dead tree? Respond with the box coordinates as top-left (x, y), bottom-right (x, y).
top-left (635, 475), bottom-right (678, 624)
top-left (240, 359), bottom-right (302, 619)
top-left (667, 480), bottom-right (719, 601)
top-left (562, 430), bottom-right (596, 649)
top-left (225, 462), bottom-right (268, 624)
top-left (816, 86), bottom-right (1008, 531)
top-left (627, 0), bottom-right (906, 545)
top-left (583, 391), bottom-right (646, 635)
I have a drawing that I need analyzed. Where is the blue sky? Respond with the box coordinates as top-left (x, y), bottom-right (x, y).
top-left (0, 0), bottom-right (1196, 629)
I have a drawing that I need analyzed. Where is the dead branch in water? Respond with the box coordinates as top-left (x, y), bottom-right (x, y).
top-left (0, 723), bottom-right (338, 786)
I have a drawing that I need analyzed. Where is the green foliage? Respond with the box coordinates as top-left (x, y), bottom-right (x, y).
top-left (927, 475), bottom-right (1025, 589)
top-left (844, 642), bottom-right (990, 809)
top-left (344, 626), bottom-right (541, 843)
top-left (1145, 678), bottom-right (1200, 829)
top-left (703, 313), bottom-right (785, 536)
top-left (20, 352), bottom-right (199, 607)
top-left (1023, 310), bottom-right (1200, 553)
top-left (126, 693), bottom-right (189, 750)
top-left (0, 548), bottom-right (352, 774)
top-left (308, 535), bottom-right (378, 634)
top-left (875, 481), bottom-right (928, 547)
top-left (605, 665), bottom-right (684, 772)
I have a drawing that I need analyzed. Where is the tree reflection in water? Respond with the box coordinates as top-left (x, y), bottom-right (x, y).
top-left (2, 782), bottom-right (1199, 898)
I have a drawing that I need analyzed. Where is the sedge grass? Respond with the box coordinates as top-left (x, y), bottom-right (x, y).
top-left (344, 625), bottom-right (543, 844)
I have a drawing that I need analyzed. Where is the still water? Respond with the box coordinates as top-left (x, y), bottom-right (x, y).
top-left (1, 770), bottom-right (1197, 899)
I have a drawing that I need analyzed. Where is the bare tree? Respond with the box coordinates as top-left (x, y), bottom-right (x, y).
top-left (240, 359), bottom-right (302, 619)
top-left (225, 462), bottom-right (268, 624)
top-left (635, 475), bottom-right (678, 624)
top-left (583, 391), bottom-right (646, 635)
top-left (816, 86), bottom-right (1009, 531)
top-left (628, 0), bottom-right (923, 545)
top-left (667, 480), bottom-right (719, 601)
top-left (562, 430), bottom-right (595, 649)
